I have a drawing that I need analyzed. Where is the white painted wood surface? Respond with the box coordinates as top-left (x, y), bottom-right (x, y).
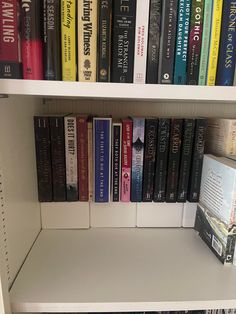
top-left (10, 229), bottom-right (236, 313)
top-left (182, 202), bottom-right (198, 228)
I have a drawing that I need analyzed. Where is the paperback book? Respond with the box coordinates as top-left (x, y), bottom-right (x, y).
top-left (112, 122), bottom-right (122, 202)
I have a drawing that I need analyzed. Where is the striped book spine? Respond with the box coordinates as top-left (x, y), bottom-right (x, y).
top-left (198, 0), bottom-right (213, 85)
top-left (207, 0), bottom-right (223, 85)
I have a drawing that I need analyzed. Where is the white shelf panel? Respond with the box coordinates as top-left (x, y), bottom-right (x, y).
top-left (0, 79), bottom-right (236, 102)
top-left (10, 228), bottom-right (236, 313)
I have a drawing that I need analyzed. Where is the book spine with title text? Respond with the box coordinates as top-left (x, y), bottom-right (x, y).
top-left (112, 122), bottom-right (122, 201)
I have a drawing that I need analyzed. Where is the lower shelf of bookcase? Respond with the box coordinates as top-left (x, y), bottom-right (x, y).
top-left (10, 228), bottom-right (236, 313)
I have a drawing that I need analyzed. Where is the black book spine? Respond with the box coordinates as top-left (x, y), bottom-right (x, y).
top-left (166, 118), bottom-right (183, 202)
top-left (158, 0), bottom-right (178, 84)
top-left (43, 0), bottom-right (61, 80)
top-left (111, 0), bottom-right (136, 83)
top-left (98, 0), bottom-right (112, 82)
top-left (146, 0), bottom-right (162, 84)
top-left (142, 118), bottom-right (158, 201)
top-left (34, 116), bottom-right (52, 202)
top-left (153, 118), bottom-right (170, 202)
top-left (187, 118), bottom-right (207, 202)
top-left (112, 124), bottom-right (121, 201)
top-left (49, 116), bottom-right (66, 201)
top-left (177, 118), bottom-right (195, 202)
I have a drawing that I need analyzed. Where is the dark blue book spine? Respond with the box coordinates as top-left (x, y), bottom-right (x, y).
top-left (94, 118), bottom-right (111, 202)
top-left (216, 1), bottom-right (236, 86)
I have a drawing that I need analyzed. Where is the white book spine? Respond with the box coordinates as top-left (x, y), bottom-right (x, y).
top-left (64, 116), bottom-right (78, 200)
top-left (133, 0), bottom-right (150, 84)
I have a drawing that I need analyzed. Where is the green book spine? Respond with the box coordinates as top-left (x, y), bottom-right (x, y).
top-left (198, 0), bottom-right (213, 85)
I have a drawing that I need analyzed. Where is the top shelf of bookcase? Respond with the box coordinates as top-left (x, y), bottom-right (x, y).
top-left (0, 79), bottom-right (236, 102)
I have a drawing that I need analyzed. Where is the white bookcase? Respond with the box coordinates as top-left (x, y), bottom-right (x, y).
top-left (0, 80), bottom-right (236, 314)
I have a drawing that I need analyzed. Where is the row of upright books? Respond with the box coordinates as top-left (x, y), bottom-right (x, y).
top-left (34, 115), bottom-right (207, 203)
top-left (1, 0), bottom-right (236, 85)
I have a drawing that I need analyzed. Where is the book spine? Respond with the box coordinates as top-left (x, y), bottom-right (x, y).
top-left (153, 118), bottom-right (170, 202)
top-left (146, 0), bottom-right (162, 84)
top-left (177, 119), bottom-right (195, 202)
top-left (93, 118), bottom-right (111, 202)
top-left (216, 1), bottom-right (236, 86)
top-left (61, 0), bottom-right (76, 81)
top-left (207, 0), bottom-right (223, 86)
top-left (43, 0), bottom-right (61, 80)
top-left (133, 0), bottom-right (150, 84)
top-left (49, 116), bottom-right (66, 201)
top-left (121, 119), bottom-right (133, 202)
top-left (158, 0), bottom-right (178, 84)
top-left (64, 116), bottom-right (78, 201)
top-left (77, 117), bottom-right (88, 201)
top-left (0, 0), bottom-right (22, 78)
top-left (34, 116), bottom-right (52, 202)
top-left (98, 0), bottom-right (112, 82)
top-left (166, 118), bottom-right (183, 203)
top-left (187, 0), bottom-right (204, 85)
top-left (112, 123), bottom-right (122, 201)
top-left (131, 118), bottom-right (145, 202)
top-left (173, 0), bottom-right (191, 85)
top-left (187, 118), bottom-right (207, 202)
top-left (142, 118), bottom-right (158, 202)
top-left (87, 121), bottom-right (93, 201)
top-left (198, 0), bottom-right (213, 85)
top-left (78, 0), bottom-right (97, 82)
top-left (21, 0), bottom-right (43, 79)
top-left (111, 0), bottom-right (136, 83)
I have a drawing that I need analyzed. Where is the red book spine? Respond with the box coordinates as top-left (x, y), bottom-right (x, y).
top-left (77, 117), bottom-right (89, 201)
top-left (0, 0), bottom-right (22, 78)
top-left (21, 0), bottom-right (43, 79)
top-left (121, 119), bottom-right (133, 202)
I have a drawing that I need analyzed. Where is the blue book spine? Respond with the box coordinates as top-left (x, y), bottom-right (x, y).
top-left (174, 0), bottom-right (191, 84)
top-left (131, 117), bottom-right (145, 202)
top-left (94, 118), bottom-right (111, 202)
top-left (216, 1), bottom-right (236, 86)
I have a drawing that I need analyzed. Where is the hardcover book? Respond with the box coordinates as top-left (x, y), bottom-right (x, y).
top-left (111, 0), bottom-right (136, 83)
top-left (198, 0), bottom-right (213, 85)
top-left (177, 119), bottom-right (195, 202)
top-left (121, 118), bottom-right (133, 202)
top-left (93, 117), bottom-right (111, 202)
top-left (207, 0), bottom-right (223, 86)
top-left (153, 118), bottom-right (170, 202)
top-left (21, 0), bottom-right (43, 79)
top-left (216, 1), bottom-right (236, 86)
top-left (49, 116), bottom-right (66, 201)
top-left (64, 116), bottom-right (78, 201)
top-left (187, 0), bottom-right (204, 85)
top-left (158, 0), bottom-right (178, 84)
top-left (87, 120), bottom-right (93, 201)
top-left (0, 0), bottom-right (22, 78)
top-left (112, 122), bottom-right (122, 202)
top-left (98, 0), bottom-right (112, 82)
top-left (43, 0), bottom-right (61, 80)
top-left (146, 0), bottom-right (162, 84)
top-left (142, 118), bottom-right (158, 202)
top-left (34, 116), bottom-right (52, 202)
top-left (166, 118), bottom-right (183, 202)
top-left (133, 0), bottom-right (150, 84)
top-left (61, 0), bottom-right (76, 81)
top-left (77, 116), bottom-right (88, 201)
top-left (187, 118), bottom-right (207, 202)
top-left (174, 0), bottom-right (191, 85)
top-left (78, 0), bottom-right (98, 82)
top-left (131, 117), bottom-right (145, 202)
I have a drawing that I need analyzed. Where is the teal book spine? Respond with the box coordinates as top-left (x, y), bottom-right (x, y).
top-left (174, 0), bottom-right (191, 85)
top-left (198, 0), bottom-right (213, 85)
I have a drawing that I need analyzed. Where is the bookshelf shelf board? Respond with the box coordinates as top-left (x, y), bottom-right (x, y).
top-left (10, 228), bottom-right (236, 313)
top-left (0, 79), bottom-right (236, 102)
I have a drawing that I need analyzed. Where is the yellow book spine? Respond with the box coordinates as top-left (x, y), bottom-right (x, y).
top-left (61, 0), bottom-right (77, 81)
top-left (78, 0), bottom-right (97, 82)
top-left (207, 0), bottom-right (223, 86)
